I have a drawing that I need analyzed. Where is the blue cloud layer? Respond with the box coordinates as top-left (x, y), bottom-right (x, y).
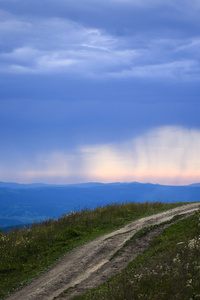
top-left (0, 0), bottom-right (200, 80)
top-left (0, 0), bottom-right (200, 184)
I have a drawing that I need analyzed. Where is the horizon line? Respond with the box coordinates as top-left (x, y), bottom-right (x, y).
top-left (0, 180), bottom-right (200, 187)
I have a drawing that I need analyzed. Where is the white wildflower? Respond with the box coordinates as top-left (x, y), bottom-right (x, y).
top-left (186, 263), bottom-right (190, 270)
top-left (134, 273), bottom-right (143, 281)
top-left (186, 279), bottom-right (193, 287)
top-left (188, 238), bottom-right (199, 250)
top-left (151, 269), bottom-right (157, 275)
top-left (173, 254), bottom-right (181, 264)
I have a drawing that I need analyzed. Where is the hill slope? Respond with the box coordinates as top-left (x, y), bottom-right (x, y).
top-left (4, 203), bottom-right (200, 300)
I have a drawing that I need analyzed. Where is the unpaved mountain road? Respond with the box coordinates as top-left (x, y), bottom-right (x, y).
top-left (5, 203), bottom-right (200, 300)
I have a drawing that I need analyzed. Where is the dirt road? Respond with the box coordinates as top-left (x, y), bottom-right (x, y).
top-left (5, 203), bottom-right (200, 300)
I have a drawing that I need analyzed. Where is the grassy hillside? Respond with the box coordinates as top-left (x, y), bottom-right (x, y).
top-left (0, 201), bottom-right (183, 299)
top-left (77, 210), bottom-right (200, 300)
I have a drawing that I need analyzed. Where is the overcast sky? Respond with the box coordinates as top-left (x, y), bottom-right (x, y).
top-left (0, 0), bottom-right (200, 185)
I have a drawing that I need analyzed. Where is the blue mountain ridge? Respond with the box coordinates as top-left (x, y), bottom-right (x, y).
top-left (0, 181), bottom-right (200, 229)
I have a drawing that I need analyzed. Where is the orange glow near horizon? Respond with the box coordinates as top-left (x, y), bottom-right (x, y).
top-left (1, 126), bottom-right (200, 186)
top-left (86, 172), bottom-right (200, 186)
top-left (1, 169), bottom-right (200, 186)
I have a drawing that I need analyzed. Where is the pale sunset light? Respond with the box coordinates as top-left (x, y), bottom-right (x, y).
top-left (0, 126), bottom-right (199, 185)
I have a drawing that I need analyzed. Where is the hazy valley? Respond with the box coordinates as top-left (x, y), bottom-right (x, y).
top-left (1, 181), bottom-right (200, 229)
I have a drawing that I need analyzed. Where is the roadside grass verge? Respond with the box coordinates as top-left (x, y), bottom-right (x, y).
top-left (76, 209), bottom-right (200, 300)
top-left (0, 201), bottom-right (183, 298)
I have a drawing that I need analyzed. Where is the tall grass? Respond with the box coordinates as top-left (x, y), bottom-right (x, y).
top-left (0, 201), bottom-right (181, 298)
top-left (77, 209), bottom-right (200, 300)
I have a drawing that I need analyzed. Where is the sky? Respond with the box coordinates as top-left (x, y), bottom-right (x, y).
top-left (0, 0), bottom-right (200, 185)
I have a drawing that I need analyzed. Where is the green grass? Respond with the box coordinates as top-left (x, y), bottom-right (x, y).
top-left (0, 201), bottom-right (183, 299)
top-left (76, 209), bottom-right (200, 300)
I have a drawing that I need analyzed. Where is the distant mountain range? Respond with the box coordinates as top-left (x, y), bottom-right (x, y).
top-left (0, 181), bottom-right (105, 189)
top-left (187, 183), bottom-right (200, 187)
top-left (0, 181), bottom-right (200, 229)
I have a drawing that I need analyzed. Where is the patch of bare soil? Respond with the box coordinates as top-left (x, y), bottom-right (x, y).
top-left (5, 203), bottom-right (200, 300)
